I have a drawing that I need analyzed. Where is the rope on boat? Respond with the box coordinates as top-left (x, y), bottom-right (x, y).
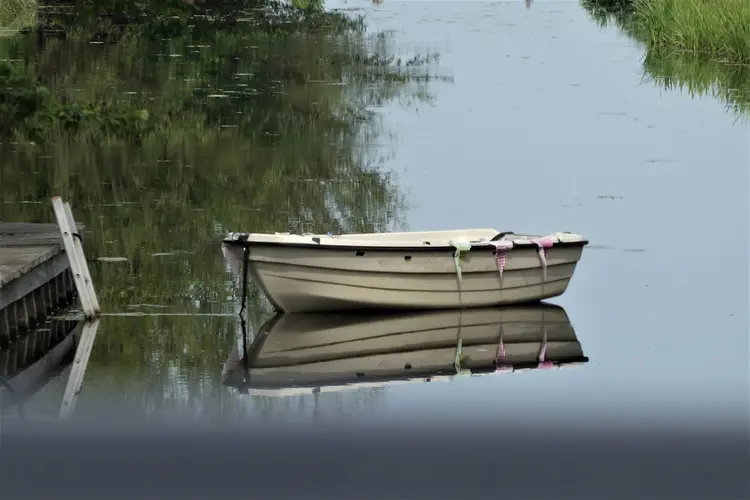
top-left (453, 310), bottom-right (471, 376)
top-left (537, 328), bottom-right (554, 369)
top-left (449, 240), bottom-right (471, 282)
top-left (239, 316), bottom-right (252, 391)
top-left (538, 330), bottom-right (547, 361)
top-left (489, 240), bottom-right (513, 281)
top-left (239, 246), bottom-right (250, 319)
top-left (450, 240), bottom-right (471, 308)
top-left (494, 323), bottom-right (512, 372)
top-left (530, 236), bottom-right (556, 282)
top-left (489, 234), bottom-right (558, 284)
top-left (98, 313), bottom-right (237, 317)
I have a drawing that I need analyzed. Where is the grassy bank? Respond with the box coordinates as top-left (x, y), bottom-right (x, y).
top-left (582, 0), bottom-right (750, 121)
top-left (634, 0), bottom-right (750, 64)
top-left (583, 0), bottom-right (750, 64)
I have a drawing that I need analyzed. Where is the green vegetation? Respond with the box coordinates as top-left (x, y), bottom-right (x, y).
top-left (0, 0), bottom-right (448, 411)
top-left (580, 0), bottom-right (632, 28)
top-left (582, 0), bottom-right (750, 121)
top-left (1, 0), bottom-right (446, 311)
top-left (634, 0), bottom-right (750, 64)
top-left (0, 0), bottom-right (37, 37)
top-left (583, 0), bottom-right (750, 63)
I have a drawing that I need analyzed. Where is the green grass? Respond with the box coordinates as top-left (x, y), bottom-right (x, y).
top-left (581, 0), bottom-right (750, 121)
top-left (633, 0), bottom-right (750, 64)
top-left (0, 0), bottom-right (37, 37)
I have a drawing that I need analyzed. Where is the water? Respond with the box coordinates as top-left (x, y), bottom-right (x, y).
top-left (0, 0), bottom-right (748, 493)
top-left (358, 0), bottom-right (750, 432)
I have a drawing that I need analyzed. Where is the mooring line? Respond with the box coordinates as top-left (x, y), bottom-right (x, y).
top-left (47, 312), bottom-right (238, 320)
top-left (239, 246), bottom-right (250, 319)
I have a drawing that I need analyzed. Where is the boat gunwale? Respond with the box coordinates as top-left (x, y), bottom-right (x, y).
top-left (224, 355), bottom-right (590, 391)
top-left (223, 233), bottom-right (589, 252)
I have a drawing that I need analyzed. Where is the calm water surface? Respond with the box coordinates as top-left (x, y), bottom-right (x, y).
top-left (1, 0), bottom-right (748, 433)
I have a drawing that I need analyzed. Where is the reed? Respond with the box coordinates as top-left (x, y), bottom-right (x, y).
top-left (0, 0), bottom-right (37, 36)
top-left (633, 0), bottom-right (750, 64)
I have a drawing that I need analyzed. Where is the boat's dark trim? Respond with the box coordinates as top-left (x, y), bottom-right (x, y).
top-left (223, 233), bottom-right (589, 252)
top-left (225, 355), bottom-right (590, 390)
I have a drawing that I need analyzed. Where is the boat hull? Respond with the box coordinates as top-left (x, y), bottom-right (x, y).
top-left (223, 242), bottom-right (584, 313)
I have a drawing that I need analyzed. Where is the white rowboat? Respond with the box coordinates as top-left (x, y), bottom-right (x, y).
top-left (222, 228), bottom-right (588, 313)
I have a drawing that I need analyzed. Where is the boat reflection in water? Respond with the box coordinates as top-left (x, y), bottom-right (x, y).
top-left (222, 303), bottom-right (588, 396)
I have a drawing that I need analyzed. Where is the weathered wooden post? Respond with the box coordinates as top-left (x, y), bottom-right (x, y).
top-left (51, 196), bottom-right (100, 319)
top-left (58, 319), bottom-right (101, 421)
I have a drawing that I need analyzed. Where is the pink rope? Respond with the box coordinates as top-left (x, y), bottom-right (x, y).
top-left (530, 236), bottom-right (556, 281)
top-left (489, 240), bottom-right (513, 280)
top-left (537, 330), bottom-right (554, 369)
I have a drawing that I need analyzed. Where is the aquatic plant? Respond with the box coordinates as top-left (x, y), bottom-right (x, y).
top-left (579, 0), bottom-right (633, 28)
top-left (581, 0), bottom-right (750, 120)
top-left (583, 0), bottom-right (750, 64)
top-left (633, 0), bottom-right (750, 64)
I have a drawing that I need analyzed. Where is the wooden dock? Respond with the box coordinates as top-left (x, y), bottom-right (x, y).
top-left (1, 201), bottom-right (101, 421)
top-left (0, 222), bottom-right (80, 347)
top-left (0, 316), bottom-right (82, 409)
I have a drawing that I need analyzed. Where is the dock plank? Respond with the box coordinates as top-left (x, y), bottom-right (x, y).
top-left (0, 222), bottom-right (66, 247)
top-left (1, 220), bottom-right (88, 346)
top-left (0, 246), bottom-right (62, 288)
top-left (0, 223), bottom-right (67, 288)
